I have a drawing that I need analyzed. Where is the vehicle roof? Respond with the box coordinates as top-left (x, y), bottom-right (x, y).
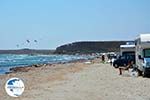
top-left (136, 34), bottom-right (150, 42)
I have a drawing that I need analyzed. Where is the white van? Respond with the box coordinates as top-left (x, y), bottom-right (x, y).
top-left (120, 42), bottom-right (135, 57)
top-left (135, 34), bottom-right (150, 76)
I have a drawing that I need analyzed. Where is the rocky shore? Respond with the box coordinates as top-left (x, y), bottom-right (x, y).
top-left (7, 59), bottom-right (89, 74)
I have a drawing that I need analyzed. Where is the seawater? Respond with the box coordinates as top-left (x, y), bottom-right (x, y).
top-left (0, 54), bottom-right (92, 74)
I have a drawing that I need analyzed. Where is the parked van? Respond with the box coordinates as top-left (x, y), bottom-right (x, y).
top-left (120, 42), bottom-right (135, 57)
top-left (135, 34), bottom-right (150, 76)
top-left (113, 42), bottom-right (135, 68)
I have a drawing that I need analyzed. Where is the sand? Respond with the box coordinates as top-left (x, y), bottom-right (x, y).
top-left (0, 59), bottom-right (150, 100)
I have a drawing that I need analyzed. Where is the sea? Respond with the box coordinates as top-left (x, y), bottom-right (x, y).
top-left (0, 54), bottom-right (93, 74)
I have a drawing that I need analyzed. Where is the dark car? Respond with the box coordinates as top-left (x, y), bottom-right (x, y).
top-left (113, 55), bottom-right (135, 68)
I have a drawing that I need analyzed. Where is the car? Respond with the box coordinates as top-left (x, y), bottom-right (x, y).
top-left (113, 55), bottom-right (135, 68)
top-left (107, 54), bottom-right (117, 64)
top-left (107, 56), bottom-right (117, 65)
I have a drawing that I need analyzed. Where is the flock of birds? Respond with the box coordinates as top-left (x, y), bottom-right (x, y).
top-left (16, 39), bottom-right (38, 48)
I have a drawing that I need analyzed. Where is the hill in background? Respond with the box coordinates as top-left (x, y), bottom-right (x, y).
top-left (0, 49), bottom-right (55, 55)
top-left (55, 41), bottom-right (131, 54)
top-left (0, 41), bottom-right (132, 54)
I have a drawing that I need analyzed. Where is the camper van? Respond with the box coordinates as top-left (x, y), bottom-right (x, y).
top-left (135, 34), bottom-right (150, 76)
top-left (120, 42), bottom-right (135, 57)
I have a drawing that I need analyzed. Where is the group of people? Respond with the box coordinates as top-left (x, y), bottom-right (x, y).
top-left (101, 54), bottom-right (135, 75)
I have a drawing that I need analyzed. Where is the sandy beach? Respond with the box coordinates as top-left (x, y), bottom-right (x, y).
top-left (0, 59), bottom-right (150, 100)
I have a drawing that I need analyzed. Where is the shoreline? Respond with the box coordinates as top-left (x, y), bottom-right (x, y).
top-left (2, 58), bottom-right (92, 75)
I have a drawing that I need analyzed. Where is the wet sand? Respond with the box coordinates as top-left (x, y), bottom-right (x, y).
top-left (0, 59), bottom-right (150, 100)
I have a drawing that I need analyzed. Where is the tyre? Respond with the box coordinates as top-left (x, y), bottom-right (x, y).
top-left (114, 64), bottom-right (119, 68)
top-left (142, 69), bottom-right (147, 77)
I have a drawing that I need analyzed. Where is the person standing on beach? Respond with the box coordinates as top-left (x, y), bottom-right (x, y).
top-left (102, 55), bottom-right (105, 63)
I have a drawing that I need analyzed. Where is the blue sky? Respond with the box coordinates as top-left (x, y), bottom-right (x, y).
top-left (0, 0), bottom-right (150, 49)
